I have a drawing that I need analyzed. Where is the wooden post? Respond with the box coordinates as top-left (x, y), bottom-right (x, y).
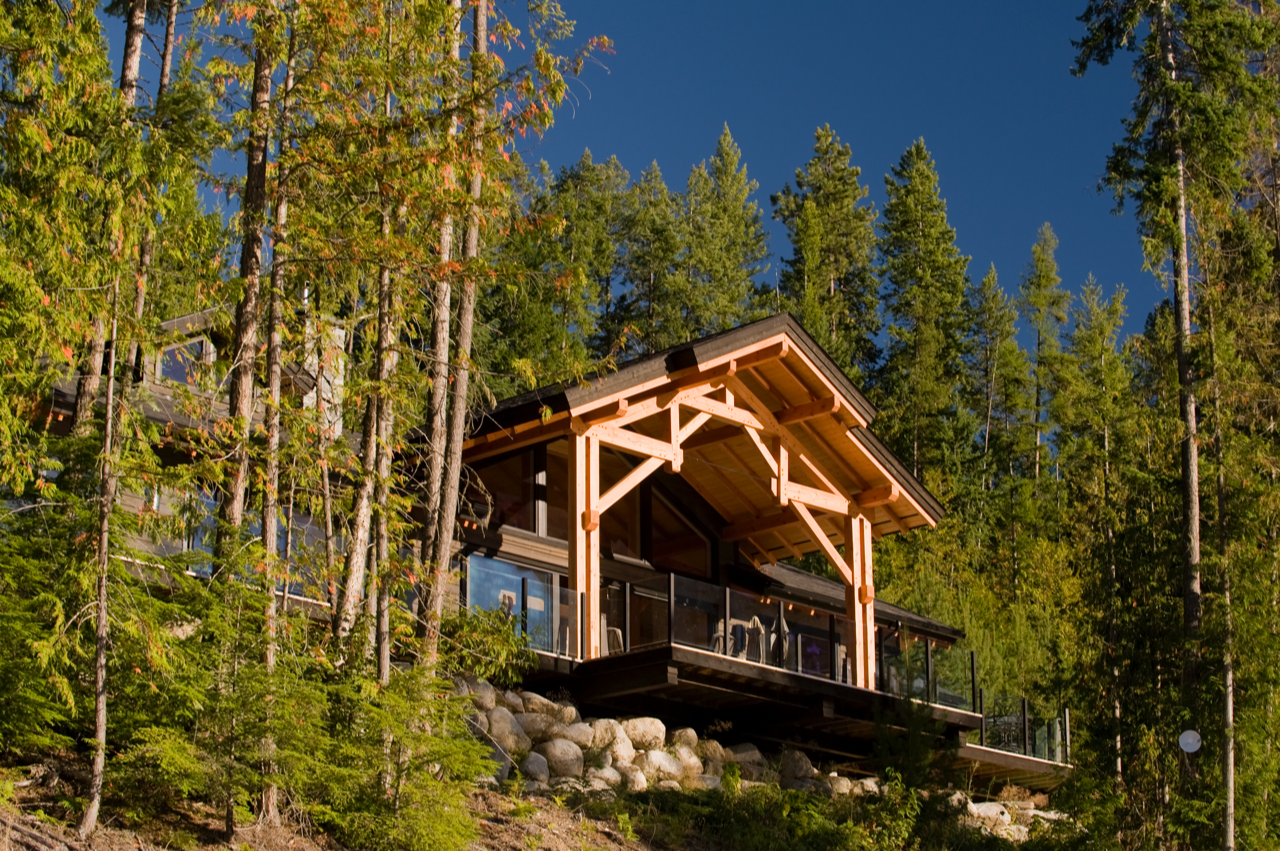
top-left (842, 513), bottom-right (863, 687)
top-left (857, 514), bottom-right (876, 689)
top-left (569, 434), bottom-right (601, 658)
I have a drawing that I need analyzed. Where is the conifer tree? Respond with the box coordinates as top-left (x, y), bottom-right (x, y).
top-left (611, 162), bottom-right (687, 355)
top-left (771, 125), bottom-right (879, 382)
top-left (1018, 223), bottom-right (1070, 484)
top-left (875, 139), bottom-right (970, 484)
top-left (680, 125), bottom-right (768, 338)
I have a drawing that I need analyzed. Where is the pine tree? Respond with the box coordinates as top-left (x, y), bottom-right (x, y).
top-left (681, 125), bottom-right (768, 338)
top-left (771, 125), bottom-right (879, 382)
top-left (611, 161), bottom-right (687, 355)
top-left (1018, 223), bottom-right (1070, 485)
top-left (875, 138), bottom-right (970, 485)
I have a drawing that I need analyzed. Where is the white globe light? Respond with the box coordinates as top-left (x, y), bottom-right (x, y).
top-left (1178, 730), bottom-right (1202, 754)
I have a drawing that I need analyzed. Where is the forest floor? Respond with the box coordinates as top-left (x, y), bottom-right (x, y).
top-left (2, 782), bottom-right (653, 851)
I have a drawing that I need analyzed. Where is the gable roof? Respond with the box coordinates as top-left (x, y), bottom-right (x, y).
top-left (467, 314), bottom-right (945, 551)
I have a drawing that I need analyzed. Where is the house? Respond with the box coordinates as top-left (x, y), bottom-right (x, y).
top-left (458, 314), bottom-right (1070, 790)
top-left (51, 308), bottom-right (1070, 790)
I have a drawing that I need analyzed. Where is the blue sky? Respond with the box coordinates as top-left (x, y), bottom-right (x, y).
top-left (103, 0), bottom-right (1158, 341)
top-left (516, 1), bottom-right (1160, 340)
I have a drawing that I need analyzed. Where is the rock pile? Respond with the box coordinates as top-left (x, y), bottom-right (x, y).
top-left (456, 676), bottom-right (884, 798)
top-left (456, 676), bottom-right (1066, 843)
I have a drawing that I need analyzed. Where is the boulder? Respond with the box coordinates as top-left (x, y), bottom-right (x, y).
top-left (534, 738), bottom-right (584, 779)
top-left (563, 722), bottom-right (595, 750)
top-left (739, 763), bottom-right (777, 784)
top-left (520, 752), bottom-right (550, 784)
top-left (501, 690), bottom-right (525, 713)
top-left (521, 691), bottom-right (561, 716)
top-left (451, 676), bottom-right (470, 697)
top-left (686, 774), bottom-right (722, 791)
top-left (617, 764), bottom-right (647, 793)
top-left (597, 751), bottom-right (613, 769)
top-left (655, 780), bottom-right (682, 792)
top-left (997, 824), bottom-right (1030, 842)
top-left (779, 748), bottom-right (816, 781)
top-left (783, 777), bottom-right (830, 795)
top-left (524, 780), bottom-right (549, 794)
top-left (697, 739), bottom-right (726, 764)
top-left (830, 776), bottom-right (852, 796)
top-left (724, 742), bottom-right (765, 765)
top-left (556, 701), bottom-right (581, 725)
top-left (672, 744), bottom-right (703, 778)
top-left (587, 778), bottom-right (613, 794)
top-left (1024, 809), bottom-right (1067, 824)
top-left (487, 747), bottom-right (512, 783)
top-left (586, 766), bottom-right (622, 788)
top-left (551, 777), bottom-right (586, 792)
top-left (486, 707), bottom-right (531, 756)
top-left (850, 777), bottom-right (880, 796)
top-left (468, 711), bottom-right (489, 736)
top-left (591, 719), bottom-right (636, 765)
top-left (667, 727), bottom-right (698, 750)
top-left (968, 801), bottom-right (1012, 827)
top-left (702, 759), bottom-right (723, 778)
top-left (633, 750), bottom-right (683, 782)
top-left (467, 678), bottom-right (497, 711)
top-left (622, 717), bottom-right (666, 751)
top-left (514, 713), bottom-right (568, 744)
top-left (947, 790), bottom-right (971, 810)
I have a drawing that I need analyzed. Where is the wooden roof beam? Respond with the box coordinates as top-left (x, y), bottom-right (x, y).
top-left (882, 503), bottom-right (911, 534)
top-left (776, 395), bottom-right (841, 425)
top-left (598, 456), bottom-right (664, 515)
top-left (856, 483), bottom-right (900, 509)
top-left (721, 507), bottom-right (799, 541)
top-left (681, 424), bottom-right (741, 451)
top-left (792, 501), bottom-right (853, 585)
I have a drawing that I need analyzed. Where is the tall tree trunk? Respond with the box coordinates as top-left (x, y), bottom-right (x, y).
top-left (420, 0), bottom-right (463, 660)
top-left (118, 0), bottom-right (147, 107)
top-left (429, 0), bottom-right (486, 664)
top-left (1160, 6), bottom-right (1202, 775)
top-left (258, 25), bottom-right (294, 825)
top-left (217, 38), bottom-right (275, 567)
top-left (71, 317), bottom-right (105, 436)
top-left (157, 0), bottom-right (180, 98)
top-left (78, 280), bottom-right (119, 840)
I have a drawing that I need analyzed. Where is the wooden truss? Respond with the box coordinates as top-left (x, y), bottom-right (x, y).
top-left (462, 332), bottom-right (938, 688)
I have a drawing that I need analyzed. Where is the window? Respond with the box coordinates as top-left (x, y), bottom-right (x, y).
top-left (546, 439), bottom-right (569, 539)
top-left (651, 492), bottom-right (710, 577)
top-left (468, 450), bottom-right (534, 531)
top-left (159, 339), bottom-right (208, 385)
top-left (599, 451), bottom-right (640, 559)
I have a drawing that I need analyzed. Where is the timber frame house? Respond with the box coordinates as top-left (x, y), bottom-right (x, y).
top-left (460, 314), bottom-right (1071, 789)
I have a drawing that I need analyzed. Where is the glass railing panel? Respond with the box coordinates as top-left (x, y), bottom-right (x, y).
top-left (552, 585), bottom-right (579, 658)
top-left (833, 614), bottom-right (854, 684)
top-left (628, 574), bottom-right (669, 650)
top-left (726, 589), bottom-right (782, 666)
top-left (878, 633), bottom-right (926, 698)
top-left (780, 603), bottom-right (831, 678)
top-left (932, 643), bottom-right (974, 711)
top-left (672, 575), bottom-right (725, 653)
top-left (600, 581), bottom-right (627, 656)
top-left (983, 695), bottom-right (1025, 754)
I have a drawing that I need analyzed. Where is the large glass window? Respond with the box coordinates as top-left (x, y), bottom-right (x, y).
top-left (465, 555), bottom-right (554, 649)
top-left (599, 451), bottom-right (640, 559)
top-left (160, 339), bottom-right (207, 385)
top-left (651, 492), bottom-right (710, 576)
top-left (468, 451), bottom-right (534, 531)
top-left (546, 439), bottom-right (569, 540)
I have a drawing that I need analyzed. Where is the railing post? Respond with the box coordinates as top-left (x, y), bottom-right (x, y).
top-left (1022, 697), bottom-right (1031, 756)
top-left (667, 572), bottom-right (676, 647)
top-left (978, 688), bottom-right (986, 747)
top-left (723, 586), bottom-right (731, 657)
top-left (777, 600), bottom-right (786, 668)
top-left (828, 614), bottom-right (837, 681)
top-left (924, 640), bottom-right (934, 703)
top-left (520, 577), bottom-right (529, 639)
top-left (1064, 707), bottom-right (1071, 764)
top-left (969, 650), bottom-right (977, 713)
top-left (458, 559), bottom-right (468, 612)
top-left (876, 628), bottom-right (886, 691)
top-left (624, 581), bottom-right (632, 652)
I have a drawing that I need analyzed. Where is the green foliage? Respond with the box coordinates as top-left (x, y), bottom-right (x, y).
top-left (439, 607), bottom-right (538, 688)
